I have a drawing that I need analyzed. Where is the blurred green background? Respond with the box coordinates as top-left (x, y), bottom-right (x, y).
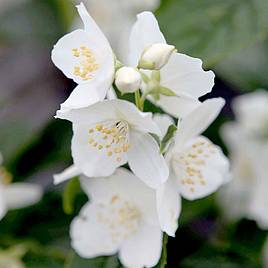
top-left (0, 0), bottom-right (268, 267)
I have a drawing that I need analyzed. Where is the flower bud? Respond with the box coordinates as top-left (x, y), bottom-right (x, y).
top-left (115, 67), bottom-right (142, 94)
top-left (138, 43), bottom-right (176, 70)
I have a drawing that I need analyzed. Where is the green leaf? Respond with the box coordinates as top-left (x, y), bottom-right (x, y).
top-left (63, 178), bottom-right (81, 215)
top-left (157, 0), bottom-right (268, 67)
top-left (160, 124), bottom-right (177, 153)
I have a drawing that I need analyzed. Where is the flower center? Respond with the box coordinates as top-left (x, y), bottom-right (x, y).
top-left (88, 120), bottom-right (130, 163)
top-left (96, 195), bottom-right (141, 244)
top-left (72, 45), bottom-right (99, 81)
top-left (172, 138), bottom-right (217, 193)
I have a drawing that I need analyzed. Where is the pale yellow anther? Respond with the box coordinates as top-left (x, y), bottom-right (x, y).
top-left (72, 45), bottom-right (98, 81)
top-left (93, 142), bottom-right (98, 147)
top-left (114, 148), bottom-right (121, 153)
top-left (95, 124), bottom-right (103, 131)
top-left (89, 129), bottom-right (94, 133)
top-left (107, 151), bottom-right (113, 157)
top-left (89, 138), bottom-right (94, 144)
top-left (98, 145), bottom-right (103, 150)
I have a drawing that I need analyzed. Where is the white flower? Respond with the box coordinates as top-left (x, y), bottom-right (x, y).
top-left (115, 67), bottom-right (142, 94)
top-left (156, 98), bottom-right (230, 236)
top-left (232, 90), bottom-right (268, 137)
top-left (72, 0), bottom-right (160, 62)
top-left (51, 3), bottom-right (115, 110)
top-left (138, 44), bottom-right (176, 70)
top-left (128, 12), bottom-right (215, 118)
top-left (0, 153), bottom-right (43, 220)
top-left (218, 90), bottom-right (268, 228)
top-left (54, 99), bottom-right (169, 189)
top-left (71, 168), bottom-right (162, 268)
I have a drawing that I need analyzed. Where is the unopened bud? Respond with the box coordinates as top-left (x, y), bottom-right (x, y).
top-left (138, 43), bottom-right (176, 70)
top-left (115, 67), bottom-right (142, 94)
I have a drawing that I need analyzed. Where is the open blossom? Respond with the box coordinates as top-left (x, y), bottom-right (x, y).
top-left (51, 3), bottom-right (114, 110)
top-left (71, 168), bottom-right (162, 268)
top-left (0, 153), bottom-right (43, 220)
top-left (128, 12), bottom-right (215, 118)
top-left (218, 90), bottom-right (268, 228)
top-left (156, 98), bottom-right (230, 236)
top-left (54, 99), bottom-right (169, 189)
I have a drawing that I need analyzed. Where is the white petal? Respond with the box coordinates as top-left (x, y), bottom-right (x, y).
top-left (128, 11), bottom-right (166, 66)
top-left (72, 123), bottom-right (127, 177)
top-left (246, 143), bottom-right (268, 229)
top-left (70, 202), bottom-right (120, 258)
top-left (232, 90), bottom-right (268, 134)
top-left (160, 53), bottom-right (215, 98)
top-left (0, 187), bottom-right (7, 220)
top-left (119, 223), bottom-right (162, 268)
top-left (153, 113), bottom-right (174, 139)
top-left (172, 136), bottom-right (230, 200)
top-left (106, 87), bottom-right (117, 100)
top-left (51, 29), bottom-right (114, 86)
top-left (60, 84), bottom-right (105, 110)
top-left (56, 99), bottom-right (161, 136)
top-left (76, 3), bottom-right (110, 45)
top-left (128, 129), bottom-right (169, 189)
top-left (3, 183), bottom-right (42, 209)
top-left (156, 174), bottom-right (181, 236)
top-left (53, 165), bottom-right (81, 185)
top-left (174, 98), bottom-right (225, 149)
top-left (81, 168), bottom-right (158, 225)
top-left (155, 94), bottom-right (201, 119)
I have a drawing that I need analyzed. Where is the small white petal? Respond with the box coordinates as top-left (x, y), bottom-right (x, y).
top-left (174, 98), bottom-right (225, 149)
top-left (128, 129), bottom-right (169, 189)
top-left (153, 94), bottom-right (201, 119)
top-left (56, 100), bottom-right (161, 136)
top-left (153, 113), bottom-right (174, 139)
top-left (160, 53), bottom-right (215, 99)
top-left (53, 165), bottom-right (81, 185)
top-left (3, 183), bottom-right (43, 209)
top-left (119, 224), bottom-right (162, 268)
top-left (156, 174), bottom-right (181, 236)
top-left (172, 136), bottom-right (230, 200)
top-left (0, 187), bottom-right (7, 220)
top-left (60, 83), bottom-right (106, 110)
top-left (71, 202), bottom-right (121, 258)
top-left (129, 11), bottom-right (166, 66)
top-left (106, 87), bottom-right (117, 100)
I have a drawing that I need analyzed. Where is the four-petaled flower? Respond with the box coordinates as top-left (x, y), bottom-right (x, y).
top-left (71, 168), bottom-right (162, 268)
top-left (54, 99), bottom-right (169, 189)
top-left (52, 3), bottom-right (115, 110)
top-left (156, 98), bottom-right (230, 236)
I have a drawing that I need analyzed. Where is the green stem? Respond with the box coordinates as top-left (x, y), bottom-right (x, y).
top-left (158, 233), bottom-right (168, 268)
top-left (135, 90), bottom-right (143, 111)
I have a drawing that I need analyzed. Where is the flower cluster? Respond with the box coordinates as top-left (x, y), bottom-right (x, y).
top-left (218, 90), bottom-right (268, 228)
top-left (52, 3), bottom-right (230, 267)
